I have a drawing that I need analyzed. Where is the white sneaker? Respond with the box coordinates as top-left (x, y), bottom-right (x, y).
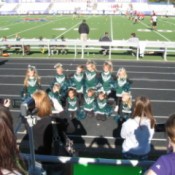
top-left (114, 105), bottom-right (119, 112)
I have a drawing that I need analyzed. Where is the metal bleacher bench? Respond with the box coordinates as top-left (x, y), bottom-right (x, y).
top-left (0, 39), bottom-right (175, 60)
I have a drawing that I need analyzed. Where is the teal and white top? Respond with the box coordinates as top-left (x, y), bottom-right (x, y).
top-left (95, 98), bottom-right (107, 115)
top-left (85, 70), bottom-right (98, 91)
top-left (67, 97), bottom-right (78, 112)
top-left (69, 72), bottom-right (84, 93)
top-left (54, 74), bottom-right (66, 87)
top-left (22, 77), bottom-right (41, 99)
top-left (122, 103), bottom-right (132, 114)
top-left (115, 78), bottom-right (131, 97)
top-left (53, 73), bottom-right (68, 97)
top-left (99, 71), bottom-right (115, 94)
top-left (83, 94), bottom-right (95, 112)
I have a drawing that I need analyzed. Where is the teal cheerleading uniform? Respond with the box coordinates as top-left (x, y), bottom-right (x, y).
top-left (117, 103), bottom-right (132, 122)
top-left (95, 98), bottom-right (108, 115)
top-left (69, 72), bottom-right (85, 106)
top-left (115, 78), bottom-right (131, 97)
top-left (48, 91), bottom-right (61, 104)
top-left (98, 71), bottom-right (115, 95)
top-left (52, 74), bottom-right (68, 105)
top-left (95, 98), bottom-right (110, 121)
top-left (21, 77), bottom-right (41, 100)
top-left (83, 94), bottom-right (95, 112)
top-left (114, 78), bottom-right (131, 115)
top-left (69, 73), bottom-right (84, 93)
top-left (66, 96), bottom-right (78, 119)
top-left (84, 70), bottom-right (98, 91)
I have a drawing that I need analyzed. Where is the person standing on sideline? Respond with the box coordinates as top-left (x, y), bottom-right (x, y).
top-left (78, 19), bottom-right (90, 41)
top-left (145, 113), bottom-right (175, 175)
top-left (151, 13), bottom-right (157, 30)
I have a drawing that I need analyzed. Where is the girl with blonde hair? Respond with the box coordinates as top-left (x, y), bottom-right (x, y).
top-left (21, 65), bottom-right (41, 100)
top-left (114, 67), bottom-right (131, 112)
top-left (84, 60), bottom-right (99, 92)
top-left (98, 61), bottom-right (116, 96)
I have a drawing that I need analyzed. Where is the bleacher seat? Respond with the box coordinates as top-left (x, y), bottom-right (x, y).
top-left (0, 3), bottom-right (18, 14)
top-left (16, 3), bottom-right (50, 14)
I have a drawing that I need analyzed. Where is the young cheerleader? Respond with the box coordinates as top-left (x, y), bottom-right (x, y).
top-left (66, 88), bottom-right (79, 120)
top-left (69, 65), bottom-right (85, 106)
top-left (114, 67), bottom-right (131, 113)
top-left (98, 61), bottom-right (116, 96)
top-left (114, 92), bottom-right (132, 123)
top-left (83, 88), bottom-right (95, 118)
top-left (95, 91), bottom-right (109, 121)
top-left (52, 63), bottom-right (68, 106)
top-left (21, 65), bottom-right (41, 100)
top-left (48, 83), bottom-right (63, 113)
top-left (84, 60), bottom-right (99, 92)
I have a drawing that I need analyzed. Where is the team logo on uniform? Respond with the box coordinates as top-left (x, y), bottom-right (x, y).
top-left (74, 74), bottom-right (83, 82)
top-left (85, 97), bottom-right (94, 104)
top-left (98, 102), bottom-right (106, 109)
top-left (118, 79), bottom-right (126, 87)
top-left (86, 72), bottom-right (96, 81)
top-left (102, 73), bottom-right (111, 82)
top-left (56, 76), bottom-right (65, 84)
top-left (69, 101), bottom-right (77, 106)
top-left (28, 79), bottom-right (37, 87)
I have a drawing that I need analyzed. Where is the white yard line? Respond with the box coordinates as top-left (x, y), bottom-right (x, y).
top-left (7, 16), bottom-right (69, 38)
top-left (110, 15), bottom-right (113, 40)
top-left (55, 21), bottom-right (81, 39)
top-left (55, 16), bottom-right (91, 39)
top-left (140, 20), bottom-right (171, 41)
top-left (159, 18), bottom-right (175, 27)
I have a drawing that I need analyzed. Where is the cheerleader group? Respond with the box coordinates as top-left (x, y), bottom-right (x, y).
top-left (21, 60), bottom-right (133, 123)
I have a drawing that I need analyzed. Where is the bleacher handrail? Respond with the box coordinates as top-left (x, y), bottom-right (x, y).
top-left (1, 38), bottom-right (175, 60)
top-left (21, 153), bottom-right (155, 167)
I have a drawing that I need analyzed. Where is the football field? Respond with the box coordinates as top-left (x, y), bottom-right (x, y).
top-left (0, 15), bottom-right (175, 60)
top-left (0, 15), bottom-right (175, 41)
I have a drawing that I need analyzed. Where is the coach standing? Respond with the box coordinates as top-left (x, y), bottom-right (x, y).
top-left (78, 19), bottom-right (90, 41)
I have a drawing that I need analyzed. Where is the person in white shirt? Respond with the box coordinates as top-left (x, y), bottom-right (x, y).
top-left (151, 14), bottom-right (157, 30)
top-left (128, 33), bottom-right (139, 56)
top-left (120, 96), bottom-right (156, 160)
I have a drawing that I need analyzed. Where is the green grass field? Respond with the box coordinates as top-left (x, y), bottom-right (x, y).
top-left (0, 15), bottom-right (175, 60)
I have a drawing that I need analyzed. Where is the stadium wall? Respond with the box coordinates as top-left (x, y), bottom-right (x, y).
top-left (0, 2), bottom-right (174, 16)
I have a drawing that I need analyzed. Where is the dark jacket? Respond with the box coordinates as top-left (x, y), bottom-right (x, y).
top-left (78, 23), bottom-right (90, 34)
top-left (99, 35), bottom-right (111, 50)
top-left (20, 111), bottom-right (75, 155)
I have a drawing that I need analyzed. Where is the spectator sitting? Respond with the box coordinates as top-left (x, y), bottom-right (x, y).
top-left (99, 32), bottom-right (112, 55)
top-left (145, 114), bottom-right (175, 175)
top-left (0, 106), bottom-right (27, 175)
top-left (20, 90), bottom-right (75, 174)
top-left (128, 32), bottom-right (139, 56)
top-left (58, 36), bottom-right (68, 54)
top-left (120, 96), bottom-right (155, 160)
